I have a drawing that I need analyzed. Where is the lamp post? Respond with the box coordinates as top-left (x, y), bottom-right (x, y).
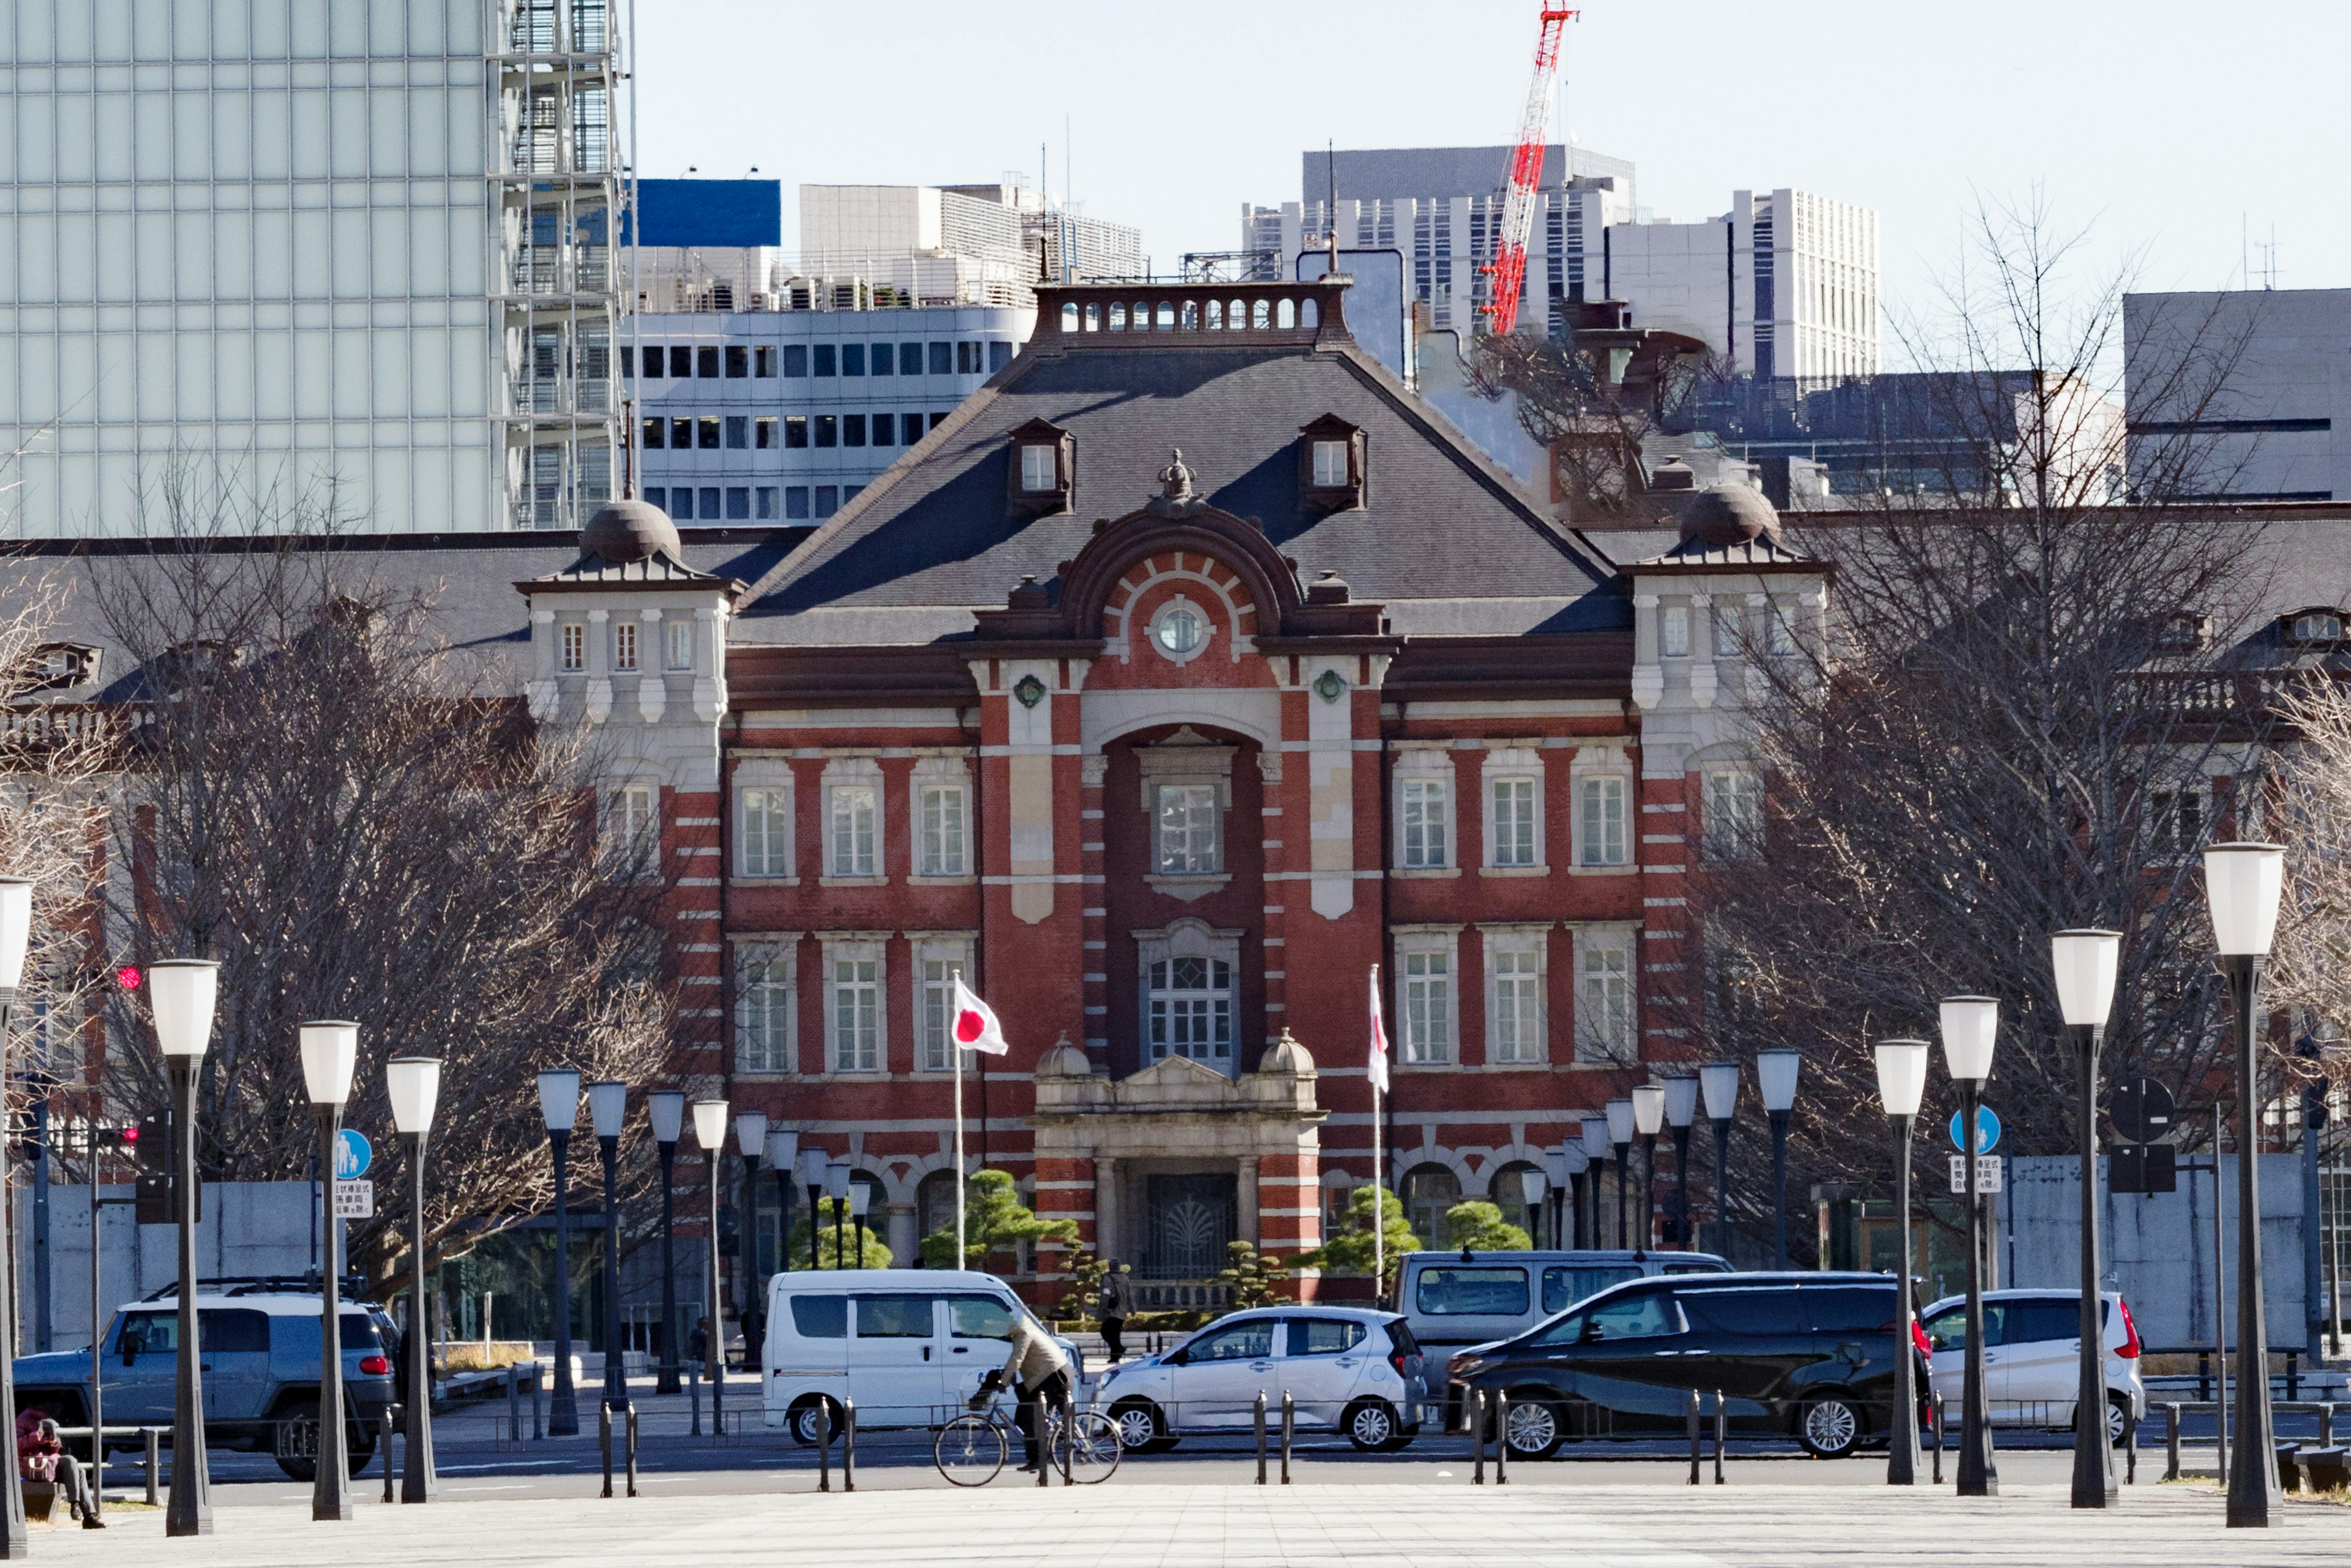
top-left (796, 1149), bottom-right (828, 1270)
top-left (1518, 1168), bottom-right (1547, 1250)
top-left (2205, 841), bottom-right (2285, 1530)
top-left (1603, 1100), bottom-right (1635, 1250)
top-left (848, 1181), bottom-right (872, 1262)
top-left (535, 1068), bottom-right (582, 1438)
top-left (0, 880), bottom-right (31, 1554)
top-left (589, 1081), bottom-right (629, 1411)
top-left (1580, 1116), bottom-right (1612, 1250)
top-left (387, 1056), bottom-right (442, 1505)
top-left (298, 1021), bottom-right (358, 1521)
top-left (1700, 1061), bottom-right (1741, 1258)
top-left (1632, 1085), bottom-right (1666, 1251)
top-left (149, 958), bottom-right (218, 1539)
top-left (691, 1100), bottom-right (729, 1433)
top-left (1663, 1075), bottom-right (1699, 1250)
top-left (1561, 1146), bottom-right (1589, 1249)
top-left (732, 1114), bottom-right (768, 1364)
top-left (765, 1129), bottom-right (799, 1279)
top-left (825, 1161), bottom-right (851, 1266)
top-left (1756, 1049), bottom-right (1801, 1267)
top-left (2052, 928), bottom-right (2123, 1509)
top-left (1543, 1150), bottom-right (1569, 1250)
top-left (645, 1090), bottom-right (685, 1395)
top-left (1873, 1038), bottom-right (1929, 1487)
top-left (1940, 995), bottom-right (2000, 1498)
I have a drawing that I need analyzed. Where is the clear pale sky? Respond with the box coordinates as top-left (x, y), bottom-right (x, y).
top-left (636, 0), bottom-right (2347, 329)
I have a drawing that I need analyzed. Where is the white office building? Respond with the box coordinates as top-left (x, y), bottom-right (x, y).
top-left (0, 0), bottom-right (623, 536)
top-left (2126, 288), bottom-right (2351, 501)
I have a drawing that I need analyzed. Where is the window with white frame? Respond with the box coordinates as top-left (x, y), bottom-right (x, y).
top-left (917, 775), bottom-right (969, 876)
top-left (1311, 440), bottom-right (1349, 487)
top-left (602, 782), bottom-right (656, 873)
top-left (1702, 771), bottom-right (1764, 860)
top-left (560, 621), bottom-right (586, 672)
top-left (1397, 937), bottom-right (1455, 1064)
top-left (1659, 606), bottom-right (1690, 658)
top-left (1578, 775), bottom-right (1628, 866)
top-left (735, 943), bottom-right (795, 1073)
top-left (1395, 754), bottom-right (1454, 869)
top-left (2150, 786), bottom-right (2205, 860)
top-left (1155, 784), bottom-right (1221, 874)
top-left (1765, 601), bottom-right (1798, 656)
top-left (912, 937), bottom-right (974, 1071)
top-left (823, 760), bottom-right (883, 878)
top-left (612, 620), bottom-right (639, 672)
top-left (1575, 939), bottom-right (1634, 1063)
top-left (825, 941), bottom-right (883, 1071)
top-left (1488, 775), bottom-right (1539, 868)
top-left (1146, 955), bottom-right (1234, 1069)
top-left (664, 617), bottom-right (694, 670)
top-left (1487, 934), bottom-right (1545, 1064)
top-left (738, 776), bottom-right (793, 877)
top-left (1019, 443), bottom-right (1058, 492)
top-left (1711, 602), bottom-right (1744, 659)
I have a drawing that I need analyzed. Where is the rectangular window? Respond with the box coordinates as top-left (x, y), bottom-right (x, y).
top-left (697, 417), bottom-right (721, 450)
top-left (830, 958), bottom-right (879, 1071)
top-left (2151, 788), bottom-right (2205, 858)
top-left (956, 341), bottom-right (978, 375)
top-left (988, 341), bottom-right (1013, 372)
top-left (815, 415), bottom-right (837, 448)
top-left (1400, 777), bottom-right (1449, 868)
top-left (724, 345), bottom-right (748, 378)
top-left (756, 416), bottom-right (777, 449)
top-left (1490, 778), bottom-right (1537, 867)
top-left (724, 415), bottom-right (748, 449)
top-left (871, 342), bottom-right (895, 376)
top-left (1401, 948), bottom-right (1452, 1065)
top-left (785, 486), bottom-right (811, 520)
top-left (816, 486), bottom-right (840, 517)
top-left (740, 787), bottom-right (790, 876)
top-left (1491, 947), bottom-right (1543, 1064)
top-left (813, 343), bottom-right (836, 377)
top-left (1578, 776), bottom-right (1628, 867)
top-left (669, 489), bottom-right (694, 520)
top-left (641, 416), bottom-right (664, 449)
top-left (1766, 602), bottom-right (1798, 656)
top-left (668, 346), bottom-right (692, 378)
top-left (738, 955), bottom-right (791, 1073)
top-left (918, 956), bottom-right (965, 1071)
top-left (844, 414), bottom-right (866, 447)
top-left (784, 416), bottom-right (808, 449)
top-left (900, 343), bottom-right (923, 375)
top-left (669, 416), bottom-right (692, 451)
top-left (871, 415), bottom-right (896, 448)
top-left (1147, 956), bottom-right (1234, 1069)
top-left (756, 486), bottom-right (778, 520)
top-left (559, 622), bottom-right (585, 673)
top-left (828, 786), bottom-right (877, 876)
top-left (699, 486), bottom-right (721, 519)
top-left (1703, 772), bottom-right (1763, 860)
top-left (931, 412), bottom-right (950, 432)
top-left (696, 346), bottom-right (719, 378)
top-left (1576, 944), bottom-right (1633, 1063)
top-left (645, 487), bottom-right (666, 513)
top-left (755, 345), bottom-right (776, 377)
top-left (904, 413), bottom-right (928, 445)
top-left (1712, 604), bottom-right (1743, 659)
top-left (664, 619), bottom-right (693, 670)
top-left (920, 784), bottom-right (968, 876)
top-left (782, 343), bottom-right (808, 377)
top-left (619, 345), bottom-right (634, 378)
top-left (612, 620), bottom-right (638, 672)
top-left (1020, 445), bottom-right (1057, 491)
top-left (928, 342), bottom-right (952, 375)
top-left (1155, 784), bottom-right (1221, 874)
top-left (726, 486), bottom-right (750, 520)
top-left (604, 782), bottom-right (656, 871)
top-left (842, 343), bottom-right (866, 376)
top-left (1660, 606), bottom-right (1690, 658)
top-left (1311, 439), bottom-right (1349, 487)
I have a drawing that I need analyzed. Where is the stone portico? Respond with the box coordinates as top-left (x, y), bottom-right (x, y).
top-left (1030, 1032), bottom-right (1325, 1306)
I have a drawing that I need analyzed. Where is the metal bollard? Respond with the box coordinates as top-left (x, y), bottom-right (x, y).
top-left (1930, 1398), bottom-right (1942, 1485)
top-left (1254, 1390), bottom-right (1268, 1485)
top-left (625, 1403), bottom-right (639, 1498)
top-left (600, 1403), bottom-right (614, 1499)
top-left (508, 1367), bottom-right (522, 1444)
top-left (2288, 1350), bottom-right (2301, 1401)
top-left (382, 1409), bottom-right (397, 1504)
top-left (144, 1428), bottom-right (160, 1507)
top-left (1471, 1389), bottom-right (1487, 1485)
top-left (1280, 1391), bottom-right (1294, 1485)
top-left (842, 1400), bottom-right (857, 1494)
top-left (1687, 1387), bottom-right (1701, 1485)
top-left (1494, 1390), bottom-right (1509, 1486)
top-left (2322, 1403), bottom-right (2336, 1450)
top-left (819, 1400), bottom-right (832, 1493)
top-left (531, 1364), bottom-right (544, 1441)
top-left (1714, 1390), bottom-right (1727, 1485)
top-left (2164, 1403), bottom-right (2181, 1482)
top-left (2124, 1401), bottom-right (2137, 1485)
top-left (1031, 1391), bottom-right (1048, 1490)
top-left (689, 1367), bottom-right (701, 1437)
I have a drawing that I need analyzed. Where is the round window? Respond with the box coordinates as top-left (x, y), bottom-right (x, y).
top-left (1154, 606), bottom-right (1203, 657)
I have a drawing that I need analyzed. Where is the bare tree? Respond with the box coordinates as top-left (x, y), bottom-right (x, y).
top-left (1465, 315), bottom-right (1721, 514)
top-left (2260, 681), bottom-right (2351, 1109)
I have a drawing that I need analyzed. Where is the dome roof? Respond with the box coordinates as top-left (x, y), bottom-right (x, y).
top-left (1258, 1027), bottom-right (1316, 1076)
top-left (1647, 457), bottom-right (1698, 492)
top-left (1679, 484), bottom-right (1782, 549)
top-left (582, 498), bottom-right (683, 565)
top-left (1036, 1033), bottom-right (1094, 1078)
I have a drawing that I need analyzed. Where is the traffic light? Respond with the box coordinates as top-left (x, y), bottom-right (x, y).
top-left (2298, 1036), bottom-right (2331, 1133)
top-left (133, 1111), bottom-right (172, 1225)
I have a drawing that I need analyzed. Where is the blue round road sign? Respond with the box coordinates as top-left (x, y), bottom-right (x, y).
top-left (1948, 1105), bottom-right (2001, 1155)
top-left (334, 1128), bottom-right (372, 1181)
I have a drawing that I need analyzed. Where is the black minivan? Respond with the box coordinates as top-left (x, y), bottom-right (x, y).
top-left (1445, 1271), bottom-right (1927, 1460)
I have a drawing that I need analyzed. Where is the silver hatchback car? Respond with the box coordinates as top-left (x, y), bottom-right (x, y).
top-left (1095, 1307), bottom-right (1428, 1452)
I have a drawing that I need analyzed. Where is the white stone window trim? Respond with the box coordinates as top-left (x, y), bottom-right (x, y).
top-left (1479, 923), bottom-right (1551, 1068)
top-left (558, 618), bottom-right (588, 675)
top-left (1146, 593), bottom-right (1217, 667)
top-left (733, 758), bottom-right (798, 883)
top-left (730, 932), bottom-right (802, 1078)
top-left (820, 931), bottom-right (891, 1075)
top-left (1390, 924), bottom-right (1463, 1070)
top-left (1568, 745), bottom-right (1637, 876)
top-left (1479, 745), bottom-right (1547, 874)
top-left (1139, 733), bottom-right (1234, 897)
top-left (600, 775), bottom-right (660, 880)
top-left (1392, 747), bottom-right (1457, 872)
top-left (907, 931), bottom-right (978, 1075)
top-left (1572, 925), bottom-right (1639, 1067)
top-left (1134, 917), bottom-right (1245, 1078)
top-left (909, 755), bottom-right (975, 882)
top-left (1701, 766), bottom-right (1765, 863)
top-left (821, 756), bottom-right (887, 884)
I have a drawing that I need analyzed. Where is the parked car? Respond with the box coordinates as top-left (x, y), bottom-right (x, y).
top-left (13, 1285), bottom-right (396, 1481)
top-left (762, 1269), bottom-right (1083, 1443)
top-left (1400, 1250), bottom-right (1734, 1351)
top-left (1919, 1288), bottom-right (2145, 1441)
top-left (1095, 1307), bottom-right (1427, 1453)
top-left (1445, 1270), bottom-right (1930, 1460)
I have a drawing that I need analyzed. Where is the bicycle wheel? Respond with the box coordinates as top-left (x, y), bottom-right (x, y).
top-left (934, 1414), bottom-right (1007, 1487)
top-left (1056, 1409), bottom-right (1123, 1485)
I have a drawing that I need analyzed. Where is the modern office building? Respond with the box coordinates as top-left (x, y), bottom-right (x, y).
top-left (0, 0), bottom-right (623, 536)
top-left (2126, 287), bottom-right (2351, 501)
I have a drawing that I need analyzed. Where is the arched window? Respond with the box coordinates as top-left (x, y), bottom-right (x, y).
top-left (918, 1169), bottom-right (962, 1258)
top-left (1060, 301), bottom-right (1079, 332)
top-left (1276, 298), bottom-right (1296, 329)
top-left (1134, 300), bottom-right (1151, 329)
top-left (1180, 300), bottom-right (1198, 329)
top-left (1403, 1163), bottom-right (1461, 1250)
top-left (1156, 301), bottom-right (1176, 328)
top-left (1301, 298), bottom-right (1319, 329)
top-left (1108, 302), bottom-right (1127, 331)
top-left (1252, 299), bottom-right (1272, 329)
top-left (1206, 299), bottom-right (1224, 330)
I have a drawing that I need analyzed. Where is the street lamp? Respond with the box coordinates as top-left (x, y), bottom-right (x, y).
top-left (1873, 1038), bottom-right (1929, 1488)
top-left (2205, 841), bottom-right (2285, 1530)
top-left (691, 1099), bottom-right (729, 1432)
top-left (1559, 1146), bottom-right (1589, 1248)
top-left (2052, 927), bottom-right (2123, 1510)
top-left (765, 1130), bottom-right (799, 1280)
top-left (589, 1081), bottom-right (629, 1411)
top-left (298, 1021), bottom-right (359, 1522)
top-left (1940, 994), bottom-right (2000, 1499)
top-left (1543, 1149), bottom-right (1569, 1250)
top-left (1518, 1168), bottom-right (1547, 1248)
top-left (149, 957), bottom-right (218, 1539)
top-left (1631, 1085), bottom-right (1665, 1251)
top-left (386, 1056), bottom-right (441, 1505)
top-left (1580, 1116), bottom-right (1613, 1251)
top-left (733, 1113), bottom-right (768, 1362)
top-left (535, 1068), bottom-right (583, 1438)
top-left (0, 880), bottom-right (29, 1554)
top-left (645, 1090), bottom-right (685, 1396)
top-left (848, 1180), bottom-right (872, 1263)
top-left (1663, 1075), bottom-right (1699, 1250)
top-left (825, 1161), bottom-right (851, 1266)
top-left (1700, 1061), bottom-right (1741, 1258)
top-left (1603, 1100), bottom-right (1635, 1250)
top-left (1756, 1049), bottom-right (1801, 1267)
top-left (795, 1149), bottom-right (828, 1270)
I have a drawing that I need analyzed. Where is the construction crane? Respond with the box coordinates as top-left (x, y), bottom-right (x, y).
top-left (1480, 7), bottom-right (1578, 336)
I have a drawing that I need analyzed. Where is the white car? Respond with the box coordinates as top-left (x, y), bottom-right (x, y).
top-left (1919, 1288), bottom-right (2147, 1442)
top-left (1095, 1307), bottom-right (1427, 1454)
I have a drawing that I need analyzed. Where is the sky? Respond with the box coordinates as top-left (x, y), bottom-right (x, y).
top-left (635, 0), bottom-right (2350, 336)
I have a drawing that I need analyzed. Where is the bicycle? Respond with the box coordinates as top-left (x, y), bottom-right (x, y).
top-left (933, 1394), bottom-right (1122, 1487)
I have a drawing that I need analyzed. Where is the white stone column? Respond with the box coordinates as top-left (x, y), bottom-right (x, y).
top-left (585, 608), bottom-right (613, 724)
top-left (1237, 1155), bottom-right (1261, 1247)
top-left (1094, 1156), bottom-right (1121, 1264)
top-left (527, 607), bottom-right (558, 719)
top-left (887, 1202), bottom-right (917, 1266)
top-left (637, 606), bottom-right (668, 723)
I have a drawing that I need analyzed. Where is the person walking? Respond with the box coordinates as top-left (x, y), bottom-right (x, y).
top-left (970, 1310), bottom-right (1071, 1474)
top-left (1099, 1261), bottom-right (1135, 1364)
top-left (688, 1316), bottom-right (710, 1382)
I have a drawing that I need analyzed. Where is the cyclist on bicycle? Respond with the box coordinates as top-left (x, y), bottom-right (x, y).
top-left (969, 1310), bottom-right (1071, 1474)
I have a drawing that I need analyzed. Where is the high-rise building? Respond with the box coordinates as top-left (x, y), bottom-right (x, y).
top-left (800, 183), bottom-right (1144, 309)
top-left (0, 0), bottom-right (623, 536)
top-left (2126, 287), bottom-right (2351, 501)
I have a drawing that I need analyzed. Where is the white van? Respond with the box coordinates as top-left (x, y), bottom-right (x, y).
top-left (762, 1269), bottom-right (1082, 1442)
top-left (1399, 1249), bottom-right (1734, 1350)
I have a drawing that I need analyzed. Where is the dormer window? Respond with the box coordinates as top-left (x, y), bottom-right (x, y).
top-left (2158, 611), bottom-right (2213, 653)
top-left (28, 643), bottom-right (99, 691)
top-left (1297, 414), bottom-right (1365, 513)
top-left (1005, 416), bottom-right (1073, 516)
top-left (2287, 610), bottom-right (2344, 647)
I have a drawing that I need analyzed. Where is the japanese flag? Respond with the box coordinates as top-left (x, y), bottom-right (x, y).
top-left (951, 973), bottom-right (1010, 1056)
top-left (1367, 969), bottom-right (1390, 1093)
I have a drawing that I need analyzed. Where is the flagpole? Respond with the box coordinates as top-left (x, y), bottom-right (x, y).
top-left (953, 1041), bottom-right (967, 1267)
top-left (1371, 962), bottom-right (1385, 1307)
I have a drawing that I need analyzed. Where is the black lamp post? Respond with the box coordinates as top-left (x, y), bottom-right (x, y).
top-left (1873, 1038), bottom-right (1929, 1487)
top-left (1603, 1100), bottom-right (1633, 1250)
top-left (1543, 1150), bottom-right (1569, 1250)
top-left (732, 1113), bottom-right (768, 1363)
top-left (825, 1161), bottom-right (851, 1265)
top-left (1700, 1061), bottom-right (1740, 1258)
top-left (796, 1149), bottom-right (827, 1270)
top-left (2052, 928), bottom-right (2123, 1509)
top-left (1757, 1050), bottom-right (1800, 1268)
top-left (590, 1081), bottom-right (630, 1411)
top-left (0, 880), bottom-right (34, 1555)
top-left (298, 1021), bottom-right (359, 1521)
top-left (1580, 1116), bottom-right (1611, 1251)
top-left (646, 1090), bottom-right (685, 1396)
top-left (765, 1128), bottom-right (799, 1279)
top-left (691, 1099), bottom-right (729, 1430)
top-left (1940, 996), bottom-right (2000, 1498)
top-left (2205, 842), bottom-right (2285, 1530)
top-left (388, 1056), bottom-right (442, 1504)
top-left (1663, 1075), bottom-right (1699, 1249)
top-left (536, 1068), bottom-right (582, 1438)
top-left (149, 958), bottom-right (219, 1539)
top-left (1632, 1085), bottom-right (1665, 1252)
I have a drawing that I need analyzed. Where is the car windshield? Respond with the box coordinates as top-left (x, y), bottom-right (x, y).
top-left (1185, 1319), bottom-right (1275, 1362)
top-left (1415, 1267), bottom-right (1529, 1316)
top-left (1531, 1289), bottom-right (1684, 1345)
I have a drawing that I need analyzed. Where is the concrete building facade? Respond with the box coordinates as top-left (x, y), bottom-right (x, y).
top-left (2126, 287), bottom-right (2351, 501)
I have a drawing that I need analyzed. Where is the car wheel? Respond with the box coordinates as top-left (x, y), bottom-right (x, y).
top-left (2106, 1395), bottom-right (2132, 1448)
top-left (789, 1395), bottom-right (843, 1447)
top-left (271, 1400), bottom-right (373, 1482)
top-left (1344, 1397), bottom-right (1401, 1453)
top-left (1108, 1398), bottom-right (1177, 1454)
top-left (1502, 1394), bottom-right (1565, 1460)
top-left (1798, 1396), bottom-right (1862, 1459)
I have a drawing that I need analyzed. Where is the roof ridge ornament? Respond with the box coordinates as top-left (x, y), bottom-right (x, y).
top-left (1145, 448), bottom-right (1209, 519)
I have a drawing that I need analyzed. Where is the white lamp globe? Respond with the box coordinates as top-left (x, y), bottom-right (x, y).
top-left (1631, 1084), bottom-right (1667, 1137)
top-left (1757, 1049), bottom-right (1801, 1113)
top-left (298, 1020), bottom-right (359, 1108)
top-left (1873, 1038), bottom-right (1930, 1118)
top-left (1663, 1074), bottom-right (1700, 1129)
top-left (386, 1057), bottom-right (443, 1136)
top-left (1700, 1061), bottom-right (1741, 1121)
top-left (2203, 842), bottom-right (2285, 958)
top-left (148, 959), bottom-right (220, 1059)
top-left (1580, 1115), bottom-right (1613, 1160)
top-left (0, 878), bottom-right (34, 993)
top-left (536, 1068), bottom-right (582, 1133)
top-left (734, 1111), bottom-right (769, 1158)
top-left (646, 1089), bottom-right (686, 1146)
top-left (1938, 997), bottom-right (2000, 1084)
top-left (2050, 929), bottom-right (2122, 1028)
top-left (588, 1079), bottom-right (628, 1140)
top-left (765, 1128), bottom-right (798, 1171)
top-left (690, 1098), bottom-right (729, 1151)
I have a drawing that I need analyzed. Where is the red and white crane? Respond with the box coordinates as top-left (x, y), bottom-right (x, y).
top-left (1480, 7), bottom-right (1578, 336)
